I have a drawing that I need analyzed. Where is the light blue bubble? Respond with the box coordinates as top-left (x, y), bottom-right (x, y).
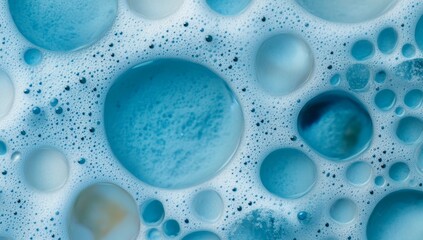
top-left (351, 40), bottom-right (374, 61)
top-left (346, 161), bottom-right (372, 186)
top-left (330, 74), bottom-right (341, 86)
top-left (404, 89), bottom-right (423, 109)
top-left (389, 162), bottom-right (410, 182)
top-left (402, 43), bottom-right (416, 58)
top-left (367, 190), bottom-right (423, 240)
top-left (298, 91), bottom-right (373, 161)
top-left (374, 89), bottom-right (396, 111)
top-left (374, 70), bottom-right (387, 83)
top-left (182, 231), bottom-right (220, 240)
top-left (329, 198), bottom-right (357, 224)
top-left (346, 64), bottom-right (370, 90)
top-left (206, 0), bottom-right (252, 16)
top-left (260, 148), bottom-right (316, 199)
top-left (377, 27), bottom-right (398, 54)
top-left (146, 228), bottom-right (162, 240)
top-left (104, 59), bottom-right (244, 189)
top-left (23, 48), bottom-right (42, 66)
top-left (162, 219), bottom-right (180, 237)
top-left (192, 190), bottom-right (224, 222)
top-left (9, 0), bottom-right (118, 51)
top-left (396, 116), bottom-right (423, 144)
top-left (140, 199), bottom-right (165, 225)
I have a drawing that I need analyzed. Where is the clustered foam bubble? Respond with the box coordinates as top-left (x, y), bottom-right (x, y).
top-left (0, 0), bottom-right (423, 239)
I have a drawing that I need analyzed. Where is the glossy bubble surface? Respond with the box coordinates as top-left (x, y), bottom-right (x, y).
top-left (206, 0), bottom-right (251, 16)
top-left (192, 190), bottom-right (224, 222)
top-left (128, 0), bottom-right (184, 19)
top-left (329, 198), bottom-right (357, 224)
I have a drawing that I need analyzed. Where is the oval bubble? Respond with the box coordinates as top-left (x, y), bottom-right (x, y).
top-left (260, 148), bottom-right (316, 199)
top-left (146, 228), bottom-right (162, 240)
top-left (0, 140), bottom-right (7, 155)
top-left (162, 219), bottom-right (180, 237)
top-left (23, 147), bottom-right (69, 192)
top-left (396, 116), bottom-right (423, 144)
top-left (346, 161), bottom-right (372, 186)
top-left (377, 27), bottom-right (398, 54)
top-left (23, 48), bottom-right (42, 66)
top-left (128, 0), bottom-right (184, 20)
top-left (295, 0), bottom-right (398, 23)
top-left (375, 176), bottom-right (385, 187)
top-left (256, 33), bottom-right (313, 96)
top-left (374, 89), bottom-right (396, 111)
top-left (182, 231), bottom-right (220, 240)
top-left (298, 91), bottom-right (373, 161)
top-left (389, 162), bottom-right (410, 182)
top-left (351, 40), bottom-right (374, 61)
top-left (404, 89), bottom-right (423, 109)
top-left (104, 59), bottom-right (243, 189)
top-left (416, 15), bottom-right (423, 51)
top-left (140, 199), bottom-right (165, 225)
top-left (374, 70), bottom-right (387, 83)
top-left (346, 64), bottom-right (370, 90)
top-left (402, 43), bottom-right (416, 58)
top-left (68, 182), bottom-right (140, 240)
top-left (192, 190), bottom-right (224, 222)
top-left (0, 71), bottom-right (14, 120)
top-left (367, 190), bottom-right (423, 240)
top-left (206, 0), bottom-right (252, 16)
top-left (329, 198), bottom-right (357, 224)
top-left (9, 0), bottom-right (118, 51)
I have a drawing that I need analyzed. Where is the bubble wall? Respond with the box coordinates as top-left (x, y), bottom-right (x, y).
top-left (1, 0), bottom-right (423, 239)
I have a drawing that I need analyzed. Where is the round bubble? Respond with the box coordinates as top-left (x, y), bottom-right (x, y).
top-left (23, 48), bottom-right (42, 66)
top-left (128, 0), bottom-right (184, 20)
top-left (147, 228), bottom-right (162, 240)
top-left (396, 116), bottom-right (423, 144)
top-left (351, 40), bottom-right (374, 61)
top-left (404, 89), bottom-right (423, 109)
top-left (346, 161), bottom-right (372, 186)
top-left (140, 199), bottom-right (165, 225)
top-left (346, 64), bottom-right (370, 90)
top-left (389, 162), bottom-right (410, 182)
top-left (0, 140), bottom-right (6, 155)
top-left (23, 147), bottom-right (69, 192)
top-left (367, 190), bottom-right (423, 240)
top-left (192, 190), bottom-right (224, 222)
top-left (374, 70), bottom-right (387, 83)
top-left (162, 219), bottom-right (180, 237)
top-left (375, 176), bottom-right (385, 187)
top-left (68, 182), bottom-right (140, 240)
top-left (294, 0), bottom-right (398, 23)
top-left (256, 33), bottom-right (313, 96)
top-left (0, 71), bottom-right (14, 120)
top-left (228, 209), bottom-right (290, 240)
top-left (9, 0), bottom-right (118, 51)
top-left (206, 0), bottom-right (252, 16)
top-left (330, 74), bottom-right (341, 86)
top-left (395, 107), bottom-right (405, 116)
top-left (104, 59), bottom-right (243, 189)
top-left (260, 148), bottom-right (316, 199)
top-left (329, 198), bottom-right (357, 224)
top-left (374, 89), bottom-right (396, 111)
top-left (402, 44), bottom-right (416, 58)
top-left (377, 27), bottom-right (398, 54)
top-left (182, 231), bottom-right (220, 240)
top-left (298, 91), bottom-right (373, 161)
top-left (416, 15), bottom-right (423, 51)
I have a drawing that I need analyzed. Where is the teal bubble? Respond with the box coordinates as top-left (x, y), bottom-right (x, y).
top-left (346, 64), bottom-right (370, 90)
top-left (0, 140), bottom-right (6, 155)
top-left (416, 15), bottom-right (423, 51)
top-left (260, 148), bottom-right (316, 199)
top-left (256, 33), bottom-right (313, 96)
top-left (346, 161), bottom-right (372, 186)
top-left (182, 231), bottom-right (220, 240)
top-left (330, 74), bottom-right (341, 86)
top-left (367, 190), bottom-right (423, 240)
top-left (23, 48), bottom-right (42, 66)
top-left (206, 0), bottom-right (252, 16)
top-left (140, 199), bottom-right (165, 225)
top-left (394, 58), bottom-right (423, 82)
top-left (351, 39), bottom-right (374, 61)
top-left (192, 190), bottom-right (224, 222)
top-left (329, 198), bottom-right (357, 224)
top-left (127, 0), bottom-right (184, 20)
top-left (404, 89), bottom-right (423, 109)
top-left (396, 116), bottom-right (423, 144)
top-left (395, 106), bottom-right (405, 116)
top-left (146, 228), bottom-right (162, 240)
top-left (374, 89), bottom-right (396, 111)
top-left (374, 70), bottom-right (387, 83)
top-left (402, 43), bottom-right (416, 58)
top-left (298, 91), bottom-right (373, 161)
top-left (389, 162), bottom-right (410, 182)
top-left (377, 27), bottom-right (398, 54)
top-left (162, 219), bottom-right (180, 237)
top-left (104, 59), bottom-right (244, 189)
top-left (9, 0), bottom-right (118, 51)
top-left (374, 176), bottom-right (385, 186)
